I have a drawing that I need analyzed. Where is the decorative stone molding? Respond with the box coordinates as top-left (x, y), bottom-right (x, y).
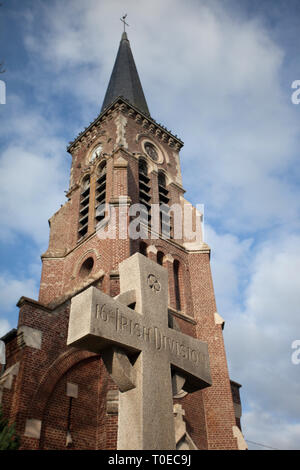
top-left (66, 430), bottom-right (73, 447)
top-left (173, 151), bottom-right (183, 186)
top-left (86, 138), bottom-right (105, 163)
top-left (163, 254), bottom-right (174, 264)
top-left (233, 402), bottom-right (242, 420)
top-left (24, 419), bottom-right (42, 439)
top-left (106, 390), bottom-right (119, 414)
top-left (18, 326), bottom-right (42, 350)
top-left (140, 138), bottom-right (165, 165)
top-left (0, 340), bottom-right (5, 365)
top-left (183, 241), bottom-right (211, 254)
top-left (109, 195), bottom-right (131, 206)
top-left (142, 119), bottom-right (149, 129)
top-left (174, 404), bottom-right (198, 450)
top-left (66, 382), bottom-right (78, 399)
top-left (119, 103), bottom-right (127, 113)
top-left (146, 245), bottom-right (158, 255)
top-left (135, 114), bottom-right (142, 124)
top-left (232, 425), bottom-right (248, 450)
top-left (0, 362), bottom-right (19, 403)
top-left (113, 156), bottom-right (128, 168)
top-left (72, 249), bottom-right (101, 278)
top-left (214, 312), bottom-right (225, 330)
top-left (114, 114), bottom-right (128, 150)
top-left (68, 96), bottom-right (183, 156)
top-left (66, 183), bottom-right (80, 199)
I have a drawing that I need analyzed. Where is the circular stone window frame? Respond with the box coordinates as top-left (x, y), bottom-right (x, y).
top-left (86, 141), bottom-right (103, 165)
top-left (141, 138), bottom-right (164, 165)
top-left (78, 256), bottom-right (95, 279)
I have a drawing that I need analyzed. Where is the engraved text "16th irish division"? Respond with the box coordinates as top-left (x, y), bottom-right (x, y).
top-left (94, 303), bottom-right (209, 370)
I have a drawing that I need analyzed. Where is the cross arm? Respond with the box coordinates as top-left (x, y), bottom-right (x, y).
top-left (167, 328), bottom-right (212, 392)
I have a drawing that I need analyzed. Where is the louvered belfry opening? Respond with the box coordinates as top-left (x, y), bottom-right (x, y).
top-left (158, 171), bottom-right (171, 238)
top-left (78, 175), bottom-right (90, 239)
top-left (95, 161), bottom-right (107, 226)
top-left (138, 158), bottom-right (151, 227)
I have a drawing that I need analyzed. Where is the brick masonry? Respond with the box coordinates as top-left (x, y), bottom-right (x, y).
top-left (1, 98), bottom-right (243, 450)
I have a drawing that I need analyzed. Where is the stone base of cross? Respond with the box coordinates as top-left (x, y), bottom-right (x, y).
top-left (67, 253), bottom-right (212, 450)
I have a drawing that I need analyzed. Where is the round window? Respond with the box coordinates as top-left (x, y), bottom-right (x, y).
top-left (144, 142), bottom-right (159, 161)
top-left (79, 257), bottom-right (94, 278)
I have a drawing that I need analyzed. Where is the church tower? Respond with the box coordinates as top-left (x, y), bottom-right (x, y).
top-left (0, 31), bottom-right (247, 450)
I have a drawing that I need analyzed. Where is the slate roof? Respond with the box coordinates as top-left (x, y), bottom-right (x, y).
top-left (101, 32), bottom-right (150, 116)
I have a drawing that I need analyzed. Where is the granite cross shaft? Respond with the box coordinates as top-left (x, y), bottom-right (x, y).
top-left (67, 253), bottom-right (212, 450)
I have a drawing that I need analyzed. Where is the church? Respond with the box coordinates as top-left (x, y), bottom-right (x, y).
top-left (0, 29), bottom-right (247, 450)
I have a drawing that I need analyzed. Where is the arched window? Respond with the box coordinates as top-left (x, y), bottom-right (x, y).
top-left (139, 158), bottom-right (151, 225)
top-left (158, 171), bottom-right (171, 238)
top-left (139, 158), bottom-right (148, 177)
top-left (157, 251), bottom-right (164, 266)
top-left (78, 175), bottom-right (90, 239)
top-left (158, 171), bottom-right (166, 187)
top-left (139, 242), bottom-right (148, 257)
top-left (95, 160), bottom-right (107, 225)
top-left (173, 260), bottom-right (181, 311)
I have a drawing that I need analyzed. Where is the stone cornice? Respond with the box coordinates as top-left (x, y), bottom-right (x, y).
top-left (18, 269), bottom-right (105, 313)
top-left (169, 181), bottom-right (185, 194)
top-left (67, 97), bottom-right (184, 155)
top-left (41, 230), bottom-right (101, 260)
top-left (17, 296), bottom-right (52, 312)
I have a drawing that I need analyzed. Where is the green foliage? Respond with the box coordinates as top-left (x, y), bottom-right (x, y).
top-left (0, 406), bottom-right (20, 450)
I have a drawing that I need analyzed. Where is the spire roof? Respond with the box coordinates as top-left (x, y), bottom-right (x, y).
top-left (101, 32), bottom-right (150, 116)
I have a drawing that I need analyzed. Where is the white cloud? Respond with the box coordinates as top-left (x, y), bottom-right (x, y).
top-left (206, 224), bottom-right (253, 314)
top-left (205, 225), bottom-right (300, 449)
top-left (0, 274), bottom-right (38, 313)
top-left (219, 233), bottom-right (300, 448)
top-left (0, 273), bottom-right (38, 338)
top-left (244, 407), bottom-right (300, 450)
top-left (0, 146), bottom-right (66, 244)
top-left (21, 0), bottom-right (300, 235)
top-left (0, 96), bottom-right (69, 245)
top-left (0, 318), bottom-right (11, 338)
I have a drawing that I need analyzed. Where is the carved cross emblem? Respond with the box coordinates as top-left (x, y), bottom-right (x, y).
top-left (147, 273), bottom-right (161, 292)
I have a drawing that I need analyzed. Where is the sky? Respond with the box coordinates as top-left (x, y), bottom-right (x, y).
top-left (1, 0), bottom-right (300, 451)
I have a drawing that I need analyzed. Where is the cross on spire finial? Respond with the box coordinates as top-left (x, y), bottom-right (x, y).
top-left (120, 14), bottom-right (129, 32)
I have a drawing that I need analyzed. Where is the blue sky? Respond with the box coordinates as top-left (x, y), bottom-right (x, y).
top-left (1, 0), bottom-right (300, 450)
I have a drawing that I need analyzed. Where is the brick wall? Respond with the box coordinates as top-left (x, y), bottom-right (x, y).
top-left (1, 100), bottom-right (240, 450)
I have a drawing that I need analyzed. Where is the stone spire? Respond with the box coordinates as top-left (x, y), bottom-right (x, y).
top-left (101, 32), bottom-right (150, 116)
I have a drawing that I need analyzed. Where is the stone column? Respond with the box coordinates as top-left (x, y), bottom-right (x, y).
top-left (146, 244), bottom-right (158, 263)
top-left (163, 254), bottom-right (175, 310)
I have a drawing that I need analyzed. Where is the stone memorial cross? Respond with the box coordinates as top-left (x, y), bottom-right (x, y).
top-left (67, 253), bottom-right (212, 449)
